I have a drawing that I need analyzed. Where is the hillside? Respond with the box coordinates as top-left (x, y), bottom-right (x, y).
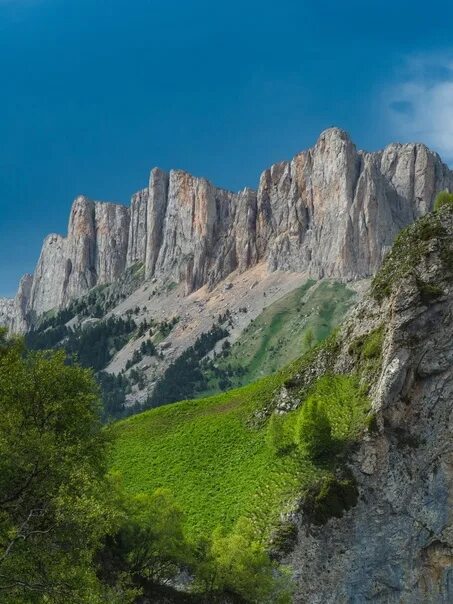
top-left (22, 266), bottom-right (358, 418)
top-left (109, 202), bottom-right (453, 602)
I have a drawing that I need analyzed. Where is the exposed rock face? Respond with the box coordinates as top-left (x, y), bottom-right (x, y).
top-left (28, 196), bottom-right (130, 317)
top-left (0, 298), bottom-right (16, 330)
top-left (144, 168), bottom-right (169, 279)
top-left (0, 274), bottom-right (33, 332)
top-left (127, 187), bottom-right (148, 266)
top-left (285, 207), bottom-right (453, 603)
top-left (7, 128), bottom-right (453, 329)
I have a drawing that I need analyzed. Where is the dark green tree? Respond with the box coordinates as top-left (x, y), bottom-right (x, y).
top-left (295, 398), bottom-right (334, 461)
top-left (0, 336), bottom-right (119, 602)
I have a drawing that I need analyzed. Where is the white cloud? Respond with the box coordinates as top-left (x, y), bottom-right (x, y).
top-left (386, 54), bottom-right (453, 163)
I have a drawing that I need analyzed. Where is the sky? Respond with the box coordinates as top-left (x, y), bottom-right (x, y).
top-left (2, 0), bottom-right (453, 295)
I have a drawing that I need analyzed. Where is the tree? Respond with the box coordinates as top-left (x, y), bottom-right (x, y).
top-left (0, 339), bottom-right (119, 602)
top-left (295, 398), bottom-right (334, 461)
top-left (266, 413), bottom-right (292, 455)
top-left (98, 489), bottom-right (191, 594)
top-left (303, 328), bottom-right (315, 351)
top-left (194, 517), bottom-right (293, 603)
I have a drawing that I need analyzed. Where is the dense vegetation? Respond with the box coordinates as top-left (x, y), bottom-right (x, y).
top-left (148, 323), bottom-right (229, 406)
top-left (109, 340), bottom-right (372, 545)
top-left (0, 330), bottom-right (293, 603)
top-left (0, 329), bottom-right (116, 602)
top-left (434, 190), bottom-right (453, 211)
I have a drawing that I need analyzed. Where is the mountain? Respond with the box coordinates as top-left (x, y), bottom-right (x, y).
top-left (2, 128), bottom-right (452, 417)
top-left (110, 203), bottom-right (453, 602)
top-left (2, 128), bottom-right (453, 332)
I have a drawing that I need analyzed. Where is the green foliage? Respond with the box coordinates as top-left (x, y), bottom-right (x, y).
top-left (349, 325), bottom-right (385, 361)
top-left (295, 398), bottom-right (335, 461)
top-left (27, 315), bottom-right (137, 371)
top-left (196, 517), bottom-right (293, 604)
top-left (110, 369), bottom-right (370, 553)
top-left (98, 488), bottom-right (191, 591)
top-left (434, 190), bottom-right (453, 211)
top-left (295, 375), bottom-right (370, 461)
top-left (0, 344), bottom-right (118, 602)
top-left (301, 474), bottom-right (358, 525)
top-left (148, 323), bottom-right (229, 407)
top-left (109, 375), bottom-right (306, 541)
top-left (266, 413), bottom-right (294, 455)
top-left (362, 326), bottom-right (384, 359)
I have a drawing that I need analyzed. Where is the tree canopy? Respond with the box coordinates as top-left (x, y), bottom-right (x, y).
top-left (0, 331), bottom-right (118, 602)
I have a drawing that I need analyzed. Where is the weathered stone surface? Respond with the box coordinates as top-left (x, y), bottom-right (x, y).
top-left (28, 196), bottom-right (130, 317)
top-left (142, 128), bottom-right (453, 290)
top-left (8, 128), bottom-right (453, 328)
top-left (145, 168), bottom-right (169, 279)
top-left (0, 274), bottom-right (33, 332)
top-left (285, 209), bottom-right (453, 603)
top-left (127, 187), bottom-right (148, 266)
top-left (0, 297), bottom-right (16, 330)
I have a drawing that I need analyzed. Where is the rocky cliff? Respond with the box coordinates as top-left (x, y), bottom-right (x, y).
top-left (3, 128), bottom-right (453, 330)
top-left (282, 204), bottom-right (453, 603)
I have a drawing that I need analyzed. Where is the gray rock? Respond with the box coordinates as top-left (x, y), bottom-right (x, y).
top-left (28, 195), bottom-right (129, 317)
top-left (8, 128), bottom-right (453, 329)
top-left (286, 210), bottom-right (453, 603)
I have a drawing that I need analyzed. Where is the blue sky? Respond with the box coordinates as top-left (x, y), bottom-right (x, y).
top-left (2, 0), bottom-right (453, 296)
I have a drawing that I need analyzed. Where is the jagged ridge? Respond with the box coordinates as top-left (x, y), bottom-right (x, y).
top-left (3, 127), bottom-right (453, 331)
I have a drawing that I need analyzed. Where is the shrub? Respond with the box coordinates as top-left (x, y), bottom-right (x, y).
top-left (295, 398), bottom-right (334, 461)
top-left (194, 517), bottom-right (293, 603)
top-left (295, 375), bottom-right (369, 462)
top-left (362, 326), bottom-right (385, 359)
top-left (434, 190), bottom-right (453, 211)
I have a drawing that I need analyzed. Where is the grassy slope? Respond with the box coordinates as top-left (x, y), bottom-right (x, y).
top-left (108, 373), bottom-right (322, 541)
top-left (201, 280), bottom-right (356, 393)
top-left (108, 280), bottom-right (366, 543)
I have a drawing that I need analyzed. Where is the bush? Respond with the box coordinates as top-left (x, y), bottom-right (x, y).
top-left (194, 517), bottom-right (293, 603)
top-left (434, 190), bottom-right (453, 211)
top-left (362, 326), bottom-right (385, 359)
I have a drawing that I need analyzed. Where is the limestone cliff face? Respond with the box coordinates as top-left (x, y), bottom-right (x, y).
top-left (139, 129), bottom-right (453, 290)
top-left (0, 274), bottom-right (32, 332)
top-left (127, 188), bottom-right (148, 266)
top-left (283, 207), bottom-right (453, 603)
top-left (5, 128), bottom-right (453, 330)
top-left (29, 196), bottom-right (130, 316)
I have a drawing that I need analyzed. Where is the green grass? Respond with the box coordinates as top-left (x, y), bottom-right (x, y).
top-left (201, 280), bottom-right (356, 394)
top-left (109, 375), bottom-right (309, 541)
top-left (109, 363), bottom-right (370, 543)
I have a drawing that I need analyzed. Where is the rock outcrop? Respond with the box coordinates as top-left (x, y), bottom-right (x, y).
top-left (28, 196), bottom-right (130, 317)
top-left (3, 128), bottom-right (453, 330)
top-left (284, 205), bottom-right (453, 603)
top-left (0, 274), bottom-right (33, 333)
